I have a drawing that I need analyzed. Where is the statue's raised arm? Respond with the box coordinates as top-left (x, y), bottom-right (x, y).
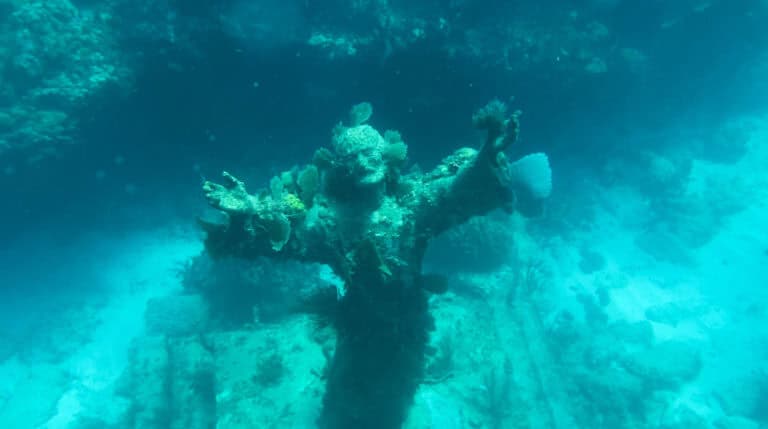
top-left (408, 99), bottom-right (552, 239)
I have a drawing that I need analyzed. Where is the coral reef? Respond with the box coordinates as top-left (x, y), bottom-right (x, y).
top-left (597, 117), bottom-right (759, 258)
top-left (0, 0), bottom-right (128, 163)
top-left (0, 0), bottom-right (739, 170)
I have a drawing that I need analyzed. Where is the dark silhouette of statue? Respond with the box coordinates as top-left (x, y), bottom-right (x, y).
top-left (200, 100), bottom-right (552, 428)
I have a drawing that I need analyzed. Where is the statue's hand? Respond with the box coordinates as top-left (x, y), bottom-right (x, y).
top-left (203, 171), bottom-right (255, 215)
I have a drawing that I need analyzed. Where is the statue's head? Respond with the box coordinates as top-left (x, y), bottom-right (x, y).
top-left (332, 124), bottom-right (389, 186)
top-left (322, 103), bottom-right (408, 196)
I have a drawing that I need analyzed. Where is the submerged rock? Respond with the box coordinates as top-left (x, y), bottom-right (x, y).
top-left (212, 317), bottom-right (330, 428)
top-left (645, 300), bottom-right (704, 327)
top-left (578, 247), bottom-right (606, 273)
top-left (715, 372), bottom-right (768, 422)
top-left (621, 340), bottom-right (702, 389)
top-left (117, 336), bottom-right (170, 428)
top-left (716, 416), bottom-right (762, 429)
top-left (116, 335), bottom-right (216, 429)
top-left (0, 362), bottom-right (67, 427)
top-left (144, 294), bottom-right (209, 337)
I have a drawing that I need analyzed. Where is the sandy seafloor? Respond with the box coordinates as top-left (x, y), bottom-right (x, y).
top-left (0, 109), bottom-right (766, 428)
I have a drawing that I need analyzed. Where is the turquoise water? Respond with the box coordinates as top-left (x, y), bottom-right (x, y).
top-left (0, 1), bottom-right (766, 428)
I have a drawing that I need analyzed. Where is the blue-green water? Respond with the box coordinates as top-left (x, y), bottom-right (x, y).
top-left (0, 1), bottom-right (766, 428)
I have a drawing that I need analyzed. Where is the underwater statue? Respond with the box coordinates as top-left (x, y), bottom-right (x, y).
top-left (200, 99), bottom-right (552, 428)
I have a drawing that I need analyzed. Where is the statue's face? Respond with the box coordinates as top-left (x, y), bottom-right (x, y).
top-left (333, 125), bottom-right (387, 186)
top-left (349, 150), bottom-right (386, 185)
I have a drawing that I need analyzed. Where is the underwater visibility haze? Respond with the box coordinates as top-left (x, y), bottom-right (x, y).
top-left (0, 0), bottom-right (767, 428)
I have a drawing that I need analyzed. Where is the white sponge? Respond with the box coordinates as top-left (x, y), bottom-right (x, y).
top-left (507, 152), bottom-right (552, 199)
